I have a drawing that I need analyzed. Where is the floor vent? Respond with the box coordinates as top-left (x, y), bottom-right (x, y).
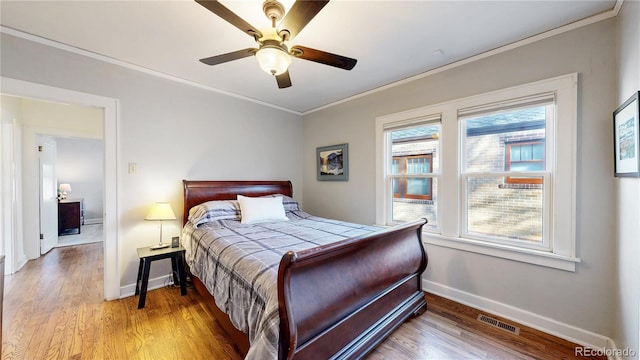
top-left (477, 314), bottom-right (520, 335)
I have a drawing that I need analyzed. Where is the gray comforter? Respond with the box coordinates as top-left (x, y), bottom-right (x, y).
top-left (181, 210), bottom-right (380, 359)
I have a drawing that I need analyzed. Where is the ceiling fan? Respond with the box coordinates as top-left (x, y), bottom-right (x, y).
top-left (196, 0), bottom-right (357, 89)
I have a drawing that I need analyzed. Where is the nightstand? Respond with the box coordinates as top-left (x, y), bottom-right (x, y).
top-left (135, 245), bottom-right (187, 309)
top-left (58, 198), bottom-right (84, 235)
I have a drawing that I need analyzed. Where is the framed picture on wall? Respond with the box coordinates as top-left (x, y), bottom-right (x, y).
top-left (317, 143), bottom-right (349, 181)
top-left (613, 91), bottom-right (640, 177)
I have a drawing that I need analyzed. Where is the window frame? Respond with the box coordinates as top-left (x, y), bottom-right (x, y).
top-left (375, 73), bottom-right (580, 272)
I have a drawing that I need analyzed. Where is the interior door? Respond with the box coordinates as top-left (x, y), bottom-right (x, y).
top-left (39, 137), bottom-right (58, 254)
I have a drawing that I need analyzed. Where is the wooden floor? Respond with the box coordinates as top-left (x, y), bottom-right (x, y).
top-left (2, 243), bottom-right (604, 360)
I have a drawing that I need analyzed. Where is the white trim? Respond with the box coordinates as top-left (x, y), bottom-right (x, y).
top-left (613, 0), bottom-right (624, 16)
top-left (423, 279), bottom-right (611, 351)
top-left (0, 26), bottom-right (300, 116)
top-left (306, 8), bottom-right (616, 115)
top-left (607, 338), bottom-right (621, 360)
top-left (83, 218), bottom-right (104, 225)
top-left (0, 120), bottom-right (25, 275)
top-left (0, 77), bottom-right (120, 301)
top-left (0, 5), bottom-right (617, 116)
top-left (425, 233), bottom-right (580, 272)
top-left (603, 338), bottom-right (639, 360)
top-left (120, 274), bottom-right (173, 299)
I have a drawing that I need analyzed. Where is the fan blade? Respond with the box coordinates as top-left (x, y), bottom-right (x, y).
top-left (196, 0), bottom-right (263, 39)
top-left (276, 71), bottom-right (292, 89)
top-left (199, 48), bottom-right (257, 66)
top-left (290, 46), bottom-right (357, 70)
top-left (277, 0), bottom-right (329, 41)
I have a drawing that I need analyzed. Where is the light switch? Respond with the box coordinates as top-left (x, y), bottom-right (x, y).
top-left (128, 162), bottom-right (138, 174)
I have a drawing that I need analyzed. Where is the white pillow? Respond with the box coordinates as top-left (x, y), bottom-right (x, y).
top-left (237, 195), bottom-right (288, 224)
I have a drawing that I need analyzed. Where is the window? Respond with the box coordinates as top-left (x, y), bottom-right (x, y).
top-left (460, 100), bottom-right (552, 247)
top-left (377, 117), bottom-right (440, 228)
top-left (392, 155), bottom-right (433, 199)
top-left (505, 140), bottom-right (545, 184)
top-left (376, 74), bottom-right (579, 271)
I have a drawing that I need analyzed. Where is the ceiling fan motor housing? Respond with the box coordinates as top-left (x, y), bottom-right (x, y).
top-left (263, 1), bottom-right (285, 22)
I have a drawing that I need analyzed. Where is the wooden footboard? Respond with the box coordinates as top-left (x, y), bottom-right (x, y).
top-left (278, 218), bottom-right (428, 360)
top-left (182, 180), bottom-right (428, 359)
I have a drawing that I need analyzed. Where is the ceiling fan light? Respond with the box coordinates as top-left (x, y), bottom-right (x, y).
top-left (256, 46), bottom-right (291, 76)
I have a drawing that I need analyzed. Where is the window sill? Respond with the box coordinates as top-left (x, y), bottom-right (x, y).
top-left (423, 233), bottom-right (581, 272)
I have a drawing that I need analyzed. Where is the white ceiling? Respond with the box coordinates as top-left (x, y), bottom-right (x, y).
top-left (1, 0), bottom-right (616, 114)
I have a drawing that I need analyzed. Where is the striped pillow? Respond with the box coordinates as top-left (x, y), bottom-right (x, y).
top-left (188, 200), bottom-right (240, 227)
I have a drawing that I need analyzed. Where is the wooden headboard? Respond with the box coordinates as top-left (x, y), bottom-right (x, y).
top-left (182, 180), bottom-right (293, 225)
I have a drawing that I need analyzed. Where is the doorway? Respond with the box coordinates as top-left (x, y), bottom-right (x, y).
top-left (39, 136), bottom-right (104, 254)
top-left (1, 77), bottom-right (119, 300)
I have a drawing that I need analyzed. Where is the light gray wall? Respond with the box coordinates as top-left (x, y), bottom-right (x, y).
top-left (303, 18), bottom-right (618, 340)
top-left (0, 33), bottom-right (303, 289)
top-left (56, 137), bottom-right (104, 223)
top-left (614, 0), bottom-right (640, 357)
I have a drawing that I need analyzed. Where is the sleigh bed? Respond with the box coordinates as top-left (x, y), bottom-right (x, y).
top-left (181, 180), bottom-right (428, 359)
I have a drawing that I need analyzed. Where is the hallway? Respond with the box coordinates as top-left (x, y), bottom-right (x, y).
top-left (57, 224), bottom-right (103, 248)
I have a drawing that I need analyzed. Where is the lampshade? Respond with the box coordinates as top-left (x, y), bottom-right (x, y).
top-left (59, 183), bottom-right (72, 192)
top-left (145, 202), bottom-right (176, 221)
top-left (256, 45), bottom-right (291, 76)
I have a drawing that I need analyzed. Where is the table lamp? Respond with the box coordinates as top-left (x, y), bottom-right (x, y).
top-left (59, 183), bottom-right (72, 199)
top-left (145, 202), bottom-right (176, 250)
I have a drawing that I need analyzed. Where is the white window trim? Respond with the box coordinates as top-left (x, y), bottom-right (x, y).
top-left (375, 73), bottom-right (580, 272)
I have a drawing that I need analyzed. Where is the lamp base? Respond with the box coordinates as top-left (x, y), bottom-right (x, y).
top-left (150, 243), bottom-right (170, 250)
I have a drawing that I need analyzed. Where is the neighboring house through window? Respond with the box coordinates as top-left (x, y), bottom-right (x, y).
top-left (392, 154), bottom-right (433, 200)
top-left (505, 140), bottom-right (545, 184)
top-left (460, 101), bottom-right (551, 246)
top-left (381, 121), bottom-right (440, 229)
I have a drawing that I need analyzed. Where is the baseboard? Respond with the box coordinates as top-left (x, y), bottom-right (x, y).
top-left (423, 279), bottom-right (611, 351)
top-left (83, 218), bottom-right (103, 225)
top-left (120, 274), bottom-right (173, 298)
top-left (15, 254), bottom-right (28, 273)
top-left (603, 338), bottom-right (638, 360)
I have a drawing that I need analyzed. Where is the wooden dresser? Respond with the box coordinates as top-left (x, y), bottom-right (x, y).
top-left (58, 198), bottom-right (84, 235)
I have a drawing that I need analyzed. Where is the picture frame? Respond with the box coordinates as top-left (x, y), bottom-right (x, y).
top-left (613, 91), bottom-right (640, 177)
top-left (171, 236), bottom-right (180, 248)
top-left (317, 143), bottom-right (349, 181)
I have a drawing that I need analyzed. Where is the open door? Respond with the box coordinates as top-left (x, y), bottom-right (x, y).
top-left (39, 136), bottom-right (58, 255)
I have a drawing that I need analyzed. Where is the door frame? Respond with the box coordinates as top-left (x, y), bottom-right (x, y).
top-left (1, 77), bottom-right (120, 300)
